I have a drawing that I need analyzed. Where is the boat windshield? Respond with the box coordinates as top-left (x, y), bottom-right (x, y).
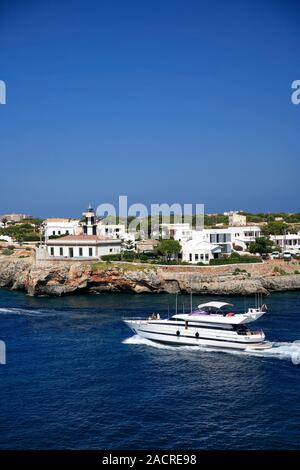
top-left (190, 307), bottom-right (235, 316)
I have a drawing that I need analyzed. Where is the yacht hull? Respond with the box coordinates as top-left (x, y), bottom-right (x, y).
top-left (124, 320), bottom-right (272, 351)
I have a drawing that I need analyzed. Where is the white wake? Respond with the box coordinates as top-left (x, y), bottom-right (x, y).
top-left (0, 307), bottom-right (51, 317)
top-left (123, 335), bottom-right (300, 365)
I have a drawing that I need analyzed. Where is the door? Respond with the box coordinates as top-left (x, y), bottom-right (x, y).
top-left (69, 247), bottom-right (74, 258)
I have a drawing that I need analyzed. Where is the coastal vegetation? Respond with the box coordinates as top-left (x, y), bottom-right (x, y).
top-left (0, 221), bottom-right (41, 243)
top-left (157, 239), bottom-right (181, 262)
top-left (210, 252), bottom-right (261, 265)
top-left (249, 237), bottom-right (273, 255)
top-left (90, 261), bottom-right (152, 272)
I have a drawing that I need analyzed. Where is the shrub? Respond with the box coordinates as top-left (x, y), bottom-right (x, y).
top-left (273, 266), bottom-right (287, 275)
top-left (122, 250), bottom-right (136, 261)
top-left (210, 253), bottom-right (261, 265)
top-left (1, 248), bottom-right (14, 256)
top-left (232, 267), bottom-right (247, 275)
top-left (22, 234), bottom-right (40, 241)
top-left (101, 254), bottom-right (122, 261)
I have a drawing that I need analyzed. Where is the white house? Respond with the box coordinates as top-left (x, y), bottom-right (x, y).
top-left (0, 235), bottom-right (13, 244)
top-left (45, 218), bottom-right (81, 238)
top-left (182, 240), bottom-right (222, 264)
top-left (152, 223), bottom-right (193, 243)
top-left (46, 235), bottom-right (122, 259)
top-left (270, 232), bottom-right (300, 253)
top-left (228, 226), bottom-right (261, 251)
top-left (192, 228), bottom-right (232, 254)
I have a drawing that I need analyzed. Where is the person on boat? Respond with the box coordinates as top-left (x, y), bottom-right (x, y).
top-left (148, 313), bottom-right (157, 320)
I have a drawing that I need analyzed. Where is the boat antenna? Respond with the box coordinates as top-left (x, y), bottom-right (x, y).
top-left (190, 283), bottom-right (193, 313)
top-left (175, 292), bottom-right (178, 315)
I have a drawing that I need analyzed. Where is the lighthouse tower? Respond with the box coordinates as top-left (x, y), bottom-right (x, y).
top-left (82, 205), bottom-right (97, 235)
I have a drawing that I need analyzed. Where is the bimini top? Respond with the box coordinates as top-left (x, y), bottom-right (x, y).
top-left (197, 301), bottom-right (233, 310)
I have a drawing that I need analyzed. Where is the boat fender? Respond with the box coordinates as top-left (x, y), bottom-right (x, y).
top-left (195, 332), bottom-right (199, 338)
top-left (176, 330), bottom-right (180, 336)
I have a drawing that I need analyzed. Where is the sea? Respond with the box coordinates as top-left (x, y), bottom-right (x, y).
top-left (0, 289), bottom-right (299, 449)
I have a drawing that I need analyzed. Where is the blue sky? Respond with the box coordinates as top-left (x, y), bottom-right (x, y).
top-left (0, 0), bottom-right (299, 217)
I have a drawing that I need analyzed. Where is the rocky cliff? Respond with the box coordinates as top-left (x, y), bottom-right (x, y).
top-left (0, 255), bottom-right (300, 296)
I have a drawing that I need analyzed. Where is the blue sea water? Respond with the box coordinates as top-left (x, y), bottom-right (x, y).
top-left (0, 289), bottom-right (300, 450)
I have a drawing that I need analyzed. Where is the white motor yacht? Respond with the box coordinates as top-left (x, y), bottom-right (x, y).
top-left (124, 301), bottom-right (272, 350)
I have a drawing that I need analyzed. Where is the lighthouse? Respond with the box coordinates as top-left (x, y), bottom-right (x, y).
top-left (82, 205), bottom-right (97, 235)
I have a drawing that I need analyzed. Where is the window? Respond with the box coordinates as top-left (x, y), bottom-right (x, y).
top-left (66, 230), bottom-right (69, 235)
top-left (52, 231), bottom-right (55, 235)
top-left (195, 254), bottom-right (199, 261)
top-left (109, 248), bottom-right (113, 253)
top-left (69, 248), bottom-right (74, 258)
top-left (189, 253), bottom-right (192, 261)
top-left (50, 247), bottom-right (54, 256)
top-left (200, 254), bottom-right (204, 260)
top-left (79, 248), bottom-right (83, 256)
top-left (58, 231), bottom-right (61, 235)
top-left (59, 247), bottom-right (63, 256)
top-left (205, 253), bottom-right (209, 261)
top-left (89, 248), bottom-right (93, 257)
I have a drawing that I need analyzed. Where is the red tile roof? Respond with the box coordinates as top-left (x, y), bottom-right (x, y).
top-left (136, 239), bottom-right (158, 245)
top-left (47, 235), bottom-right (121, 243)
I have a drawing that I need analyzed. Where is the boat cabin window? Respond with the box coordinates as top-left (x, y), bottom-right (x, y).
top-left (235, 325), bottom-right (250, 335)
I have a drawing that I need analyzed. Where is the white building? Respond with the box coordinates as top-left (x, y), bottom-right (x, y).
top-left (0, 213), bottom-right (32, 223)
top-left (0, 235), bottom-right (13, 244)
top-left (228, 211), bottom-right (247, 226)
top-left (45, 206), bottom-right (122, 259)
top-left (192, 228), bottom-right (232, 254)
top-left (270, 232), bottom-right (300, 253)
top-left (151, 223), bottom-right (192, 243)
top-left (46, 235), bottom-right (122, 259)
top-left (97, 222), bottom-right (126, 239)
top-left (182, 240), bottom-right (222, 264)
top-left (45, 218), bottom-right (81, 238)
top-left (228, 226), bottom-right (261, 251)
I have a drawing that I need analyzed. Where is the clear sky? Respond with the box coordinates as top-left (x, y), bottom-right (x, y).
top-left (0, 0), bottom-right (299, 217)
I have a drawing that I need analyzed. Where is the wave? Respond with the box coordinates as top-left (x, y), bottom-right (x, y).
top-left (0, 307), bottom-right (53, 317)
top-left (123, 335), bottom-right (300, 365)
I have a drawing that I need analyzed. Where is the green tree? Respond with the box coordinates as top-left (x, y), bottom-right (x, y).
top-left (261, 221), bottom-right (287, 236)
top-left (157, 239), bottom-right (181, 262)
top-left (249, 237), bottom-right (273, 255)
